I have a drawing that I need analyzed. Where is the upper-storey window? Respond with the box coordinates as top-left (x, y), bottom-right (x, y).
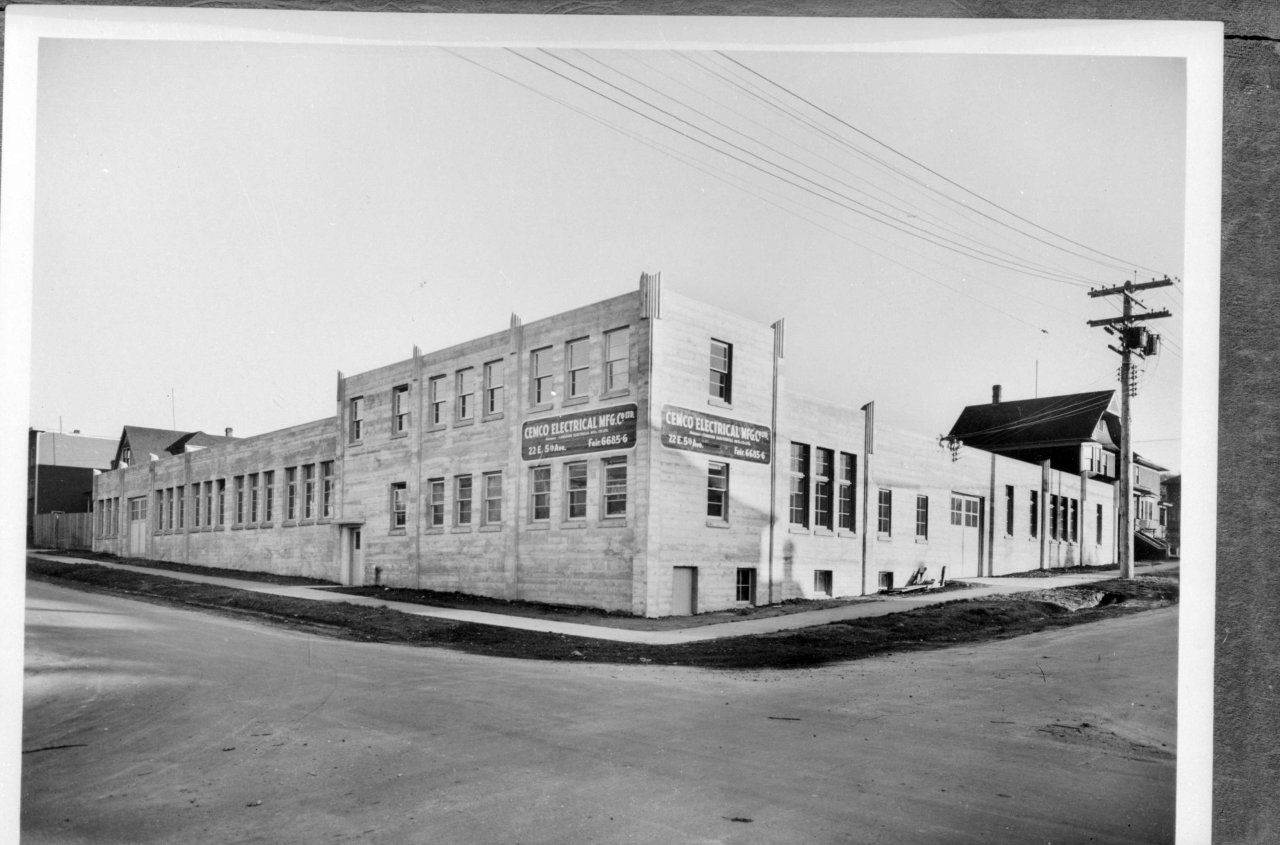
top-left (484, 359), bottom-right (504, 416)
top-left (456, 368), bottom-right (475, 422)
top-left (604, 328), bottom-right (629, 393)
top-left (838, 452), bottom-right (857, 531)
top-left (428, 376), bottom-right (446, 427)
top-left (392, 384), bottom-right (410, 434)
top-left (814, 448), bottom-right (834, 530)
top-left (566, 338), bottom-right (589, 400)
top-left (531, 347), bottom-right (553, 406)
top-left (710, 339), bottom-right (732, 403)
top-left (349, 396), bottom-right (364, 442)
top-left (789, 442), bottom-right (810, 527)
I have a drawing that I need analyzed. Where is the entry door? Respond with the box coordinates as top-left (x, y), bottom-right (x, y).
top-left (345, 527), bottom-right (363, 586)
top-left (128, 496), bottom-right (148, 555)
top-left (949, 495), bottom-right (982, 578)
top-left (672, 567), bottom-right (697, 616)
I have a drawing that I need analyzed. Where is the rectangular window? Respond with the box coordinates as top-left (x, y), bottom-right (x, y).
top-left (707, 461), bottom-right (729, 520)
top-left (789, 443), bottom-right (810, 527)
top-left (950, 495), bottom-right (962, 526)
top-left (964, 498), bottom-right (979, 528)
top-left (1049, 494), bottom-right (1059, 540)
top-left (349, 396), bottom-right (364, 442)
top-left (454, 475), bottom-right (472, 526)
top-left (392, 384), bottom-right (410, 433)
top-left (390, 482), bottom-right (407, 529)
top-left (193, 484), bottom-right (202, 527)
top-left (530, 466), bottom-right (551, 522)
top-left (604, 328), bottom-right (629, 392)
top-left (456, 368), bottom-right (475, 421)
top-left (1005, 485), bottom-right (1015, 536)
top-left (915, 495), bottom-right (929, 539)
top-left (565, 461), bottom-right (588, 520)
top-left (1069, 498), bottom-right (1079, 543)
top-left (709, 339), bottom-right (732, 403)
top-left (321, 461), bottom-right (335, 518)
top-left (1096, 503), bottom-right (1104, 545)
top-left (1030, 490), bottom-right (1039, 538)
top-left (736, 568), bottom-right (757, 603)
top-left (530, 347), bottom-right (552, 405)
top-left (814, 448), bottom-right (834, 530)
top-left (263, 471), bottom-right (275, 522)
top-left (205, 481), bottom-right (213, 528)
top-left (175, 487), bottom-right (185, 529)
top-left (249, 474), bottom-right (260, 523)
top-left (814, 570), bottom-right (833, 597)
top-left (602, 458), bottom-right (628, 518)
top-left (877, 489), bottom-right (892, 535)
top-left (234, 476), bottom-right (245, 524)
top-left (427, 478), bottom-right (445, 527)
top-left (566, 338), bottom-right (589, 400)
top-left (483, 472), bottom-right (503, 525)
top-left (428, 376), bottom-right (446, 426)
top-left (285, 468), bottom-right (297, 520)
top-left (838, 452), bottom-right (857, 531)
top-left (484, 359), bottom-right (504, 415)
top-left (303, 464), bottom-right (316, 519)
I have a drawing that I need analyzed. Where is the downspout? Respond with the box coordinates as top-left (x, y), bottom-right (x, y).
top-left (860, 401), bottom-right (874, 596)
top-left (767, 319), bottom-right (783, 606)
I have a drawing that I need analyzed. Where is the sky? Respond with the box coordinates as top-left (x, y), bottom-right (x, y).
top-left (26, 16), bottom-right (1189, 471)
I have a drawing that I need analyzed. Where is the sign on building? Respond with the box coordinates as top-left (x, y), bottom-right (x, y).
top-left (660, 405), bottom-right (771, 464)
top-left (522, 404), bottom-right (638, 460)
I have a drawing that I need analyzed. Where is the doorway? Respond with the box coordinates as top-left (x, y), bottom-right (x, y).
top-left (949, 494), bottom-right (983, 578)
top-left (342, 525), bottom-right (364, 586)
top-left (671, 566), bottom-right (697, 616)
top-left (128, 496), bottom-right (148, 556)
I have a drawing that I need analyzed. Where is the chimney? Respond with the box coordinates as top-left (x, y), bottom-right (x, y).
top-left (225, 427), bottom-right (234, 437)
top-left (992, 385), bottom-right (1002, 405)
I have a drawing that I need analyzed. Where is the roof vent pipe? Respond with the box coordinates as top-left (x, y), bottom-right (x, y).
top-left (992, 385), bottom-right (1002, 404)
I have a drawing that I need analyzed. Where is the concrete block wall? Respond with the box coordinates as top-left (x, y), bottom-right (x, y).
top-left (773, 391), bottom-right (868, 601)
top-left (646, 289), bottom-right (778, 616)
top-left (93, 418), bottom-right (340, 581)
top-left (335, 288), bottom-right (650, 612)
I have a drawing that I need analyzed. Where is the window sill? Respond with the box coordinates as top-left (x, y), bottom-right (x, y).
top-left (837, 530), bottom-right (858, 539)
top-left (231, 525), bottom-right (244, 531)
top-left (561, 521), bottom-right (587, 530)
top-left (528, 402), bottom-right (554, 414)
top-left (707, 397), bottom-right (733, 410)
top-left (214, 526), bottom-right (226, 532)
top-left (260, 522), bottom-right (273, 529)
top-left (705, 519), bottom-right (730, 529)
top-left (813, 528), bottom-right (835, 538)
top-left (300, 519), bottom-right (316, 527)
top-left (599, 518), bottom-right (628, 528)
top-left (282, 521), bottom-right (297, 528)
top-left (479, 524), bottom-right (503, 533)
top-left (423, 527), bottom-right (444, 535)
top-left (601, 388), bottom-right (631, 400)
top-left (389, 528), bottom-right (407, 535)
top-left (348, 439), bottom-right (364, 448)
top-left (526, 522), bottom-right (551, 531)
top-left (390, 432), bottom-right (409, 440)
top-left (788, 526), bottom-right (811, 535)
top-left (563, 395), bottom-right (590, 407)
top-left (427, 424), bottom-right (447, 433)
top-left (914, 537), bottom-right (929, 544)
top-left (482, 412), bottom-right (505, 423)
top-left (877, 533), bottom-right (893, 542)
top-left (453, 418), bottom-right (475, 428)
top-left (318, 517), bottom-right (333, 525)
top-left (450, 526), bottom-right (473, 534)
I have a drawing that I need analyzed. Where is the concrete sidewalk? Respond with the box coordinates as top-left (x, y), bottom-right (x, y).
top-left (29, 552), bottom-right (1178, 646)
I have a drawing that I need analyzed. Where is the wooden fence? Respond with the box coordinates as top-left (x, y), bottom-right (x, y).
top-left (31, 512), bottom-right (93, 550)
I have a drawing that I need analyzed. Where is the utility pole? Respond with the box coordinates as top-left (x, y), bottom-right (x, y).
top-left (1087, 277), bottom-right (1173, 578)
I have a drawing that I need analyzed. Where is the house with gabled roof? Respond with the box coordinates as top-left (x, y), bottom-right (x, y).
top-left (946, 387), bottom-right (1121, 480)
top-left (113, 425), bottom-right (238, 469)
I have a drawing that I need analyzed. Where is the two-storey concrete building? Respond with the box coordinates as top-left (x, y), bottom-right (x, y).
top-left (93, 274), bottom-right (1118, 616)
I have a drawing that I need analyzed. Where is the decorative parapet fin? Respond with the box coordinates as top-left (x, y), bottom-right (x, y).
top-left (772, 319), bottom-right (785, 359)
top-left (509, 313), bottom-right (523, 353)
top-left (640, 271), bottom-right (662, 320)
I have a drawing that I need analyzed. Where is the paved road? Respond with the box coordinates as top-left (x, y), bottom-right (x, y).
top-left (23, 579), bottom-right (1175, 844)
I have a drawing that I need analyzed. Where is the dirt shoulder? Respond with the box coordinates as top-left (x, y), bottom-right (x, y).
top-left (26, 556), bottom-right (1178, 670)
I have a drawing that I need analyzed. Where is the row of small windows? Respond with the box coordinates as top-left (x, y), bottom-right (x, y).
top-left (130, 463), bottom-right (337, 533)
top-left (94, 497), bottom-right (122, 537)
top-left (1018, 489), bottom-right (1104, 544)
top-left (393, 458), bottom-right (631, 532)
top-left (349, 328), bottom-right (632, 444)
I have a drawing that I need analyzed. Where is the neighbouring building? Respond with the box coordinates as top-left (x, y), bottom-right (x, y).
top-left (93, 275), bottom-right (1119, 616)
top-left (28, 429), bottom-right (116, 548)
